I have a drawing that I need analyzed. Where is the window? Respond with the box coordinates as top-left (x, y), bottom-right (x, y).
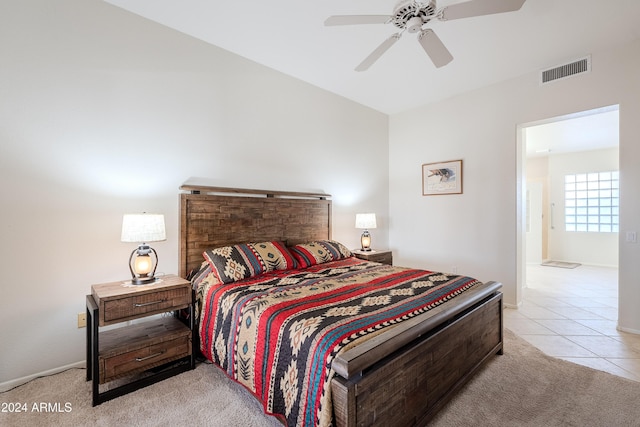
top-left (565, 171), bottom-right (619, 232)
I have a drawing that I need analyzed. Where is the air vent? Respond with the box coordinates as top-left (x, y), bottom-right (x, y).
top-left (540, 56), bottom-right (591, 85)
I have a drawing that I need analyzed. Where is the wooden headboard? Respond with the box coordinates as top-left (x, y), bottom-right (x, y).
top-left (179, 185), bottom-right (332, 278)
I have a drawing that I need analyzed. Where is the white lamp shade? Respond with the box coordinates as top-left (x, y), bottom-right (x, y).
top-left (355, 213), bottom-right (377, 229)
top-left (121, 214), bottom-right (166, 243)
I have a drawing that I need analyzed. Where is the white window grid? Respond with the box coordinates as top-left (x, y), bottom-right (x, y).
top-left (564, 171), bottom-right (619, 233)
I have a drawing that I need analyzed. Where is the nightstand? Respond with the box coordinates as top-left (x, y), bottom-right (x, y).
top-left (352, 249), bottom-right (393, 266)
top-left (86, 274), bottom-right (195, 406)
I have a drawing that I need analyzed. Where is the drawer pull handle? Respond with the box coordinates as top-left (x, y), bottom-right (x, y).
top-left (133, 299), bottom-right (167, 307)
top-left (135, 350), bottom-right (166, 362)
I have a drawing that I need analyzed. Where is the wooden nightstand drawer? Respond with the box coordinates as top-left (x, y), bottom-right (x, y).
top-left (102, 288), bottom-right (190, 324)
top-left (92, 275), bottom-right (192, 326)
top-left (99, 318), bottom-right (191, 383)
top-left (352, 249), bottom-right (393, 266)
top-left (87, 274), bottom-right (195, 405)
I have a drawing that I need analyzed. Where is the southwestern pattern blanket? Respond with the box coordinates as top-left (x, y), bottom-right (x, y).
top-left (195, 257), bottom-right (482, 427)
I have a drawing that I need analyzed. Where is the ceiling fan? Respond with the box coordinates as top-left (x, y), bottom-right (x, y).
top-left (325, 0), bottom-right (526, 71)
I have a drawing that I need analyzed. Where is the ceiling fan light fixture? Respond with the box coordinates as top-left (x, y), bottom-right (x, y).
top-left (406, 16), bottom-right (424, 33)
top-left (325, 0), bottom-right (527, 71)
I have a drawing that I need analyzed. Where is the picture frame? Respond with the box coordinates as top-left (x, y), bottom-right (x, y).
top-left (422, 159), bottom-right (463, 195)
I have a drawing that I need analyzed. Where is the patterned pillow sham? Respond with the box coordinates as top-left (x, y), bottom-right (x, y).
top-left (203, 241), bottom-right (297, 284)
top-left (189, 261), bottom-right (222, 322)
top-left (288, 240), bottom-right (353, 269)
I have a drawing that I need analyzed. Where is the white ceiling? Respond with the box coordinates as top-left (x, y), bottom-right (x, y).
top-left (103, 0), bottom-right (640, 115)
top-left (525, 108), bottom-right (619, 158)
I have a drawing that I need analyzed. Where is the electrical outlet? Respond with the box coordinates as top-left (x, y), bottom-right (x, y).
top-left (626, 231), bottom-right (637, 243)
top-left (77, 312), bottom-right (86, 328)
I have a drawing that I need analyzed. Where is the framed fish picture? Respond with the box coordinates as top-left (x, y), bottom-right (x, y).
top-left (422, 159), bottom-right (463, 195)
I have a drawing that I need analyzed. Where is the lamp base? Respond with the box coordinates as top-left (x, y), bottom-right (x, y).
top-left (130, 276), bottom-right (158, 285)
top-left (360, 229), bottom-right (372, 252)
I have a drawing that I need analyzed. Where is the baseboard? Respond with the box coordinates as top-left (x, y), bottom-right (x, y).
top-left (617, 325), bottom-right (640, 335)
top-left (582, 262), bottom-right (618, 268)
top-left (0, 360), bottom-right (85, 393)
top-left (531, 261), bottom-right (618, 269)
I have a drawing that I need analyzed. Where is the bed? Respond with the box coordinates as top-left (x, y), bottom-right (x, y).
top-left (179, 185), bottom-right (503, 427)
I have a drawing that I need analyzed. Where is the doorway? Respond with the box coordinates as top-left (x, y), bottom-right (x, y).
top-left (517, 105), bottom-right (619, 303)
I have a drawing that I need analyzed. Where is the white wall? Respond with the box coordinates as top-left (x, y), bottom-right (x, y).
top-left (526, 157), bottom-right (549, 262)
top-left (0, 0), bottom-right (389, 386)
top-left (389, 84), bottom-right (521, 298)
top-left (547, 148), bottom-right (619, 267)
top-left (389, 38), bottom-right (640, 330)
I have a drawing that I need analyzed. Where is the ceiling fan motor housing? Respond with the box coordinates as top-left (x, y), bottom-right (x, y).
top-left (325, 0), bottom-right (527, 71)
top-left (392, 0), bottom-right (437, 31)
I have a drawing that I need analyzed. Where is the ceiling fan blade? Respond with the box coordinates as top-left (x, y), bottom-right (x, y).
top-left (324, 15), bottom-right (390, 26)
top-left (355, 33), bottom-right (401, 72)
top-left (441, 0), bottom-right (526, 21)
top-left (418, 29), bottom-right (453, 68)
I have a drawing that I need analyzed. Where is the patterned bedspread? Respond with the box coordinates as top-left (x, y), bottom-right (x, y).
top-left (194, 257), bottom-right (481, 427)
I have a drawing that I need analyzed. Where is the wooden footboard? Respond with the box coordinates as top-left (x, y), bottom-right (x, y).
top-left (178, 186), bottom-right (503, 427)
top-left (331, 281), bottom-right (503, 427)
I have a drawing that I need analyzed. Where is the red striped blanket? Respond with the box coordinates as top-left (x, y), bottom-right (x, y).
top-left (195, 257), bottom-right (481, 426)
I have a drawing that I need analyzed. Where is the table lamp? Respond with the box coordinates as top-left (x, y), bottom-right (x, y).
top-left (355, 213), bottom-right (377, 251)
top-left (121, 213), bottom-right (166, 285)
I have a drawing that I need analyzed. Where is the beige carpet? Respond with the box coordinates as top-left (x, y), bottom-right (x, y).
top-left (2, 329), bottom-right (640, 427)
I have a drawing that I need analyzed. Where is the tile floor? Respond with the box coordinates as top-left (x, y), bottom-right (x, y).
top-left (504, 263), bottom-right (640, 382)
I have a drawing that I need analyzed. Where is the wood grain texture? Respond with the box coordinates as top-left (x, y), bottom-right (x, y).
top-left (179, 191), bottom-right (331, 278)
top-left (351, 249), bottom-right (393, 266)
top-left (331, 281), bottom-right (502, 379)
top-left (99, 318), bottom-right (191, 383)
top-left (91, 275), bottom-right (191, 326)
top-left (332, 294), bottom-right (502, 427)
top-left (177, 186), bottom-right (503, 427)
top-left (179, 185), bottom-right (329, 199)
